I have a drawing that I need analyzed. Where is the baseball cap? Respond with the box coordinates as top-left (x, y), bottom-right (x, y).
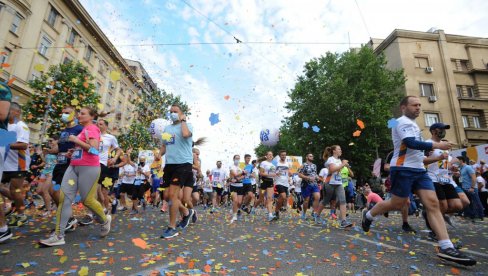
top-left (429, 123), bottom-right (450, 131)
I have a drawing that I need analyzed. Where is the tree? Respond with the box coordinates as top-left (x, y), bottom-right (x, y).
top-left (23, 61), bottom-right (100, 138)
top-left (117, 88), bottom-right (189, 153)
top-left (264, 46), bottom-right (406, 181)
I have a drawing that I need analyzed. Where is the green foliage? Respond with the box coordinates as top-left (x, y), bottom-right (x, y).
top-left (23, 61), bottom-right (100, 137)
top-left (117, 88), bottom-right (189, 152)
top-left (264, 46), bottom-right (406, 181)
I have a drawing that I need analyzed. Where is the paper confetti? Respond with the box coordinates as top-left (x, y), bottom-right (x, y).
top-left (353, 130), bottom-right (361, 137)
top-left (110, 71), bottom-right (121, 81)
top-left (303, 122), bottom-right (310, 128)
top-left (387, 118), bottom-right (398, 128)
top-left (71, 99), bottom-right (79, 106)
top-left (209, 113), bottom-right (220, 126)
top-left (161, 132), bottom-right (172, 141)
top-left (224, 95), bottom-right (230, 100)
top-left (34, 64), bottom-right (45, 72)
top-left (357, 119), bottom-right (365, 129)
top-left (312, 125), bottom-right (320, 132)
top-left (132, 238), bottom-right (147, 249)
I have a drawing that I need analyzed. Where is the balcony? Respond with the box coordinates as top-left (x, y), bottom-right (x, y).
top-left (459, 97), bottom-right (488, 110)
top-left (465, 128), bottom-right (488, 143)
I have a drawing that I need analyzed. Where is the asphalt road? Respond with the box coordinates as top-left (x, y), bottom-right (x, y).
top-left (1, 203), bottom-right (487, 276)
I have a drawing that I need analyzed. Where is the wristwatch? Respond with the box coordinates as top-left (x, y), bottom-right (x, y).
top-left (181, 119), bottom-right (187, 122)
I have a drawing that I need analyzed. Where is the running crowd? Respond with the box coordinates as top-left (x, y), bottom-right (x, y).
top-left (0, 82), bottom-right (485, 267)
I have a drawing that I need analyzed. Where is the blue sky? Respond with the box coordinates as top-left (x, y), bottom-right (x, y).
top-left (79, 0), bottom-right (488, 171)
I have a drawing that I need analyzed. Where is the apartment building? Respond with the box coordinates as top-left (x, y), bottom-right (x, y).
top-left (0, 0), bottom-right (154, 140)
top-left (369, 29), bottom-right (488, 147)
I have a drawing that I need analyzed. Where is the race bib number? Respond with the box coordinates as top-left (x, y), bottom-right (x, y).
top-left (57, 154), bottom-right (68, 164)
top-left (71, 149), bottom-right (83, 160)
top-left (437, 175), bottom-right (451, 184)
top-left (334, 174), bottom-right (342, 182)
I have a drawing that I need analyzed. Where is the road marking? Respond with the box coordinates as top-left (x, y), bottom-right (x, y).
top-left (342, 233), bottom-right (403, 251)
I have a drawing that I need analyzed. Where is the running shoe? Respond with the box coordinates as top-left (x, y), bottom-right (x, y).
top-left (65, 217), bottom-right (78, 232)
top-left (129, 209), bottom-right (139, 215)
top-left (0, 228), bottom-right (12, 243)
top-left (340, 219), bottom-right (353, 229)
top-left (361, 209), bottom-right (372, 232)
top-left (402, 223), bottom-right (417, 234)
top-left (100, 215), bottom-right (112, 237)
top-left (428, 231), bottom-right (438, 241)
top-left (78, 215), bottom-right (94, 226)
top-left (230, 216), bottom-right (238, 224)
top-left (178, 209), bottom-right (194, 229)
top-left (161, 227), bottom-right (179, 239)
top-left (39, 232), bottom-right (65, 247)
top-left (268, 214), bottom-right (277, 222)
top-left (192, 209), bottom-right (198, 223)
top-left (8, 214), bottom-right (27, 227)
top-left (437, 247), bottom-right (476, 266)
top-left (117, 206), bottom-right (128, 211)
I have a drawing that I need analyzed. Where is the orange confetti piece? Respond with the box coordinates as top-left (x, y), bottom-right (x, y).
top-left (108, 242), bottom-right (114, 246)
top-left (1, 63), bottom-right (10, 67)
top-left (131, 238), bottom-right (147, 249)
top-left (224, 95), bottom-right (230, 100)
top-left (175, 256), bottom-right (185, 264)
top-left (7, 77), bottom-right (16, 86)
top-left (351, 255), bottom-right (357, 262)
top-left (204, 264), bottom-right (211, 273)
top-left (357, 119), bottom-right (365, 129)
top-left (352, 130), bottom-right (361, 137)
top-left (331, 252), bottom-right (340, 259)
top-left (451, 267), bottom-right (460, 275)
top-left (55, 249), bottom-right (64, 256)
top-left (188, 260), bottom-right (195, 269)
top-left (83, 82), bottom-right (89, 88)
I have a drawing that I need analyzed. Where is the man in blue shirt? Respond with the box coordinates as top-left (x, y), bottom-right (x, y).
top-left (159, 104), bottom-right (194, 239)
top-left (457, 156), bottom-right (484, 221)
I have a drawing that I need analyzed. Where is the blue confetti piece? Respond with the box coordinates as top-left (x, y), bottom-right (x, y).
top-left (209, 113), bottom-right (220, 126)
top-left (75, 195), bottom-right (81, 202)
top-left (53, 184), bottom-right (61, 191)
top-left (312, 125), bottom-right (320, 132)
top-left (262, 249), bottom-right (269, 255)
top-left (410, 265), bottom-right (418, 271)
top-left (206, 259), bottom-right (214, 265)
top-left (302, 122), bottom-right (310, 128)
top-left (387, 118), bottom-right (398, 128)
top-left (0, 129), bottom-right (16, 146)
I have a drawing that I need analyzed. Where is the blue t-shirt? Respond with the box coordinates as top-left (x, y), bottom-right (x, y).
top-left (242, 164), bottom-right (253, 185)
top-left (163, 122), bottom-right (193, 164)
top-left (58, 125), bottom-right (84, 153)
top-left (460, 165), bottom-right (475, 190)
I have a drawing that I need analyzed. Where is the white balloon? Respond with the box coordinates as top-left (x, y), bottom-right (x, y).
top-left (260, 128), bottom-right (279, 147)
top-left (149, 118), bottom-right (167, 139)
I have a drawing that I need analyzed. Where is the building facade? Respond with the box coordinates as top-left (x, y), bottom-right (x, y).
top-left (369, 29), bottom-right (488, 147)
top-left (0, 0), bottom-right (153, 141)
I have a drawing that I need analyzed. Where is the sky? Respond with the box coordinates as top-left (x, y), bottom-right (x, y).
top-left (79, 0), bottom-right (488, 171)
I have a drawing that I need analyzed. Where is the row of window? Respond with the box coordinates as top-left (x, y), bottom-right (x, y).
top-left (425, 112), bottom-right (482, 129)
top-left (419, 83), bottom-right (476, 98)
top-left (414, 56), bottom-right (470, 72)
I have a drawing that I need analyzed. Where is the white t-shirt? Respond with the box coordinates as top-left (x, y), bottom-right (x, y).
top-left (99, 133), bottom-right (119, 166)
top-left (325, 157), bottom-right (342, 185)
top-left (259, 160), bottom-right (275, 178)
top-left (292, 174), bottom-right (302, 193)
top-left (477, 175), bottom-right (487, 192)
top-left (319, 168), bottom-right (329, 183)
top-left (251, 167), bottom-right (259, 185)
top-left (5, 121), bottom-right (30, 172)
top-left (425, 139), bottom-right (456, 187)
top-left (390, 115), bottom-right (426, 170)
top-left (121, 164), bottom-right (137, 184)
top-left (138, 163), bottom-right (150, 180)
top-left (211, 167), bottom-right (227, 187)
top-left (203, 176), bottom-right (213, 192)
top-left (229, 165), bottom-right (243, 187)
top-left (275, 160), bottom-right (291, 187)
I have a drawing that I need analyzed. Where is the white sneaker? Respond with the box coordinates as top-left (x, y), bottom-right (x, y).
top-left (100, 215), bottom-right (112, 237)
top-left (39, 232), bottom-right (65, 247)
top-left (230, 216), bottom-right (238, 224)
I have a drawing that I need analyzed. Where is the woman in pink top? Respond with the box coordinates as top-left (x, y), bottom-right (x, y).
top-left (40, 107), bottom-right (111, 247)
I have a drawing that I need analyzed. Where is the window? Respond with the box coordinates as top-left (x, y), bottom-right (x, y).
top-left (473, 116), bottom-right (481, 128)
top-left (415, 57), bottom-right (429, 68)
top-left (30, 70), bottom-right (41, 81)
top-left (98, 60), bottom-right (106, 74)
top-left (63, 56), bottom-right (72, 64)
top-left (456, 86), bottom-right (463, 98)
top-left (0, 49), bottom-right (11, 64)
top-left (47, 7), bottom-right (58, 27)
top-left (67, 29), bottom-right (77, 45)
top-left (424, 113), bottom-right (439, 127)
top-left (467, 86), bottom-right (474, 98)
top-left (10, 13), bottom-right (22, 33)
top-left (462, 116), bottom-right (469, 128)
top-left (419, 83), bottom-right (434, 97)
top-left (38, 36), bottom-right (52, 57)
top-left (84, 46), bottom-right (93, 61)
top-left (460, 60), bottom-right (469, 71)
top-left (95, 82), bottom-right (101, 94)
